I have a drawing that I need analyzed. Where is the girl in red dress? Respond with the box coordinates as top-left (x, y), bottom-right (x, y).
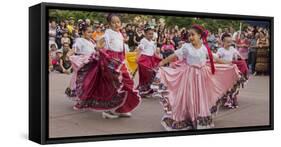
top-left (66, 14), bottom-right (141, 119)
top-left (136, 26), bottom-right (162, 97)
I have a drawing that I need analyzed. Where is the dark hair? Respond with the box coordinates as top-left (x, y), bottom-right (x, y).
top-left (81, 23), bottom-right (91, 32)
top-left (50, 44), bottom-right (56, 48)
top-left (59, 20), bottom-right (67, 28)
top-left (260, 30), bottom-right (266, 36)
top-left (62, 32), bottom-right (68, 36)
top-left (107, 13), bottom-right (119, 23)
top-left (144, 24), bottom-right (153, 33)
top-left (191, 24), bottom-right (205, 37)
top-left (191, 24), bottom-right (208, 39)
top-left (221, 33), bottom-right (231, 41)
top-left (49, 17), bottom-right (56, 23)
top-left (59, 19), bottom-right (66, 23)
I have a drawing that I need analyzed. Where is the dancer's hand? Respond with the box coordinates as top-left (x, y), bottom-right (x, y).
top-left (66, 69), bottom-right (72, 74)
top-left (169, 63), bottom-right (177, 69)
top-left (96, 37), bottom-right (105, 50)
top-left (159, 61), bottom-right (164, 67)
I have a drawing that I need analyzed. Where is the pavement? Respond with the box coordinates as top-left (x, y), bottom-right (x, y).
top-left (48, 72), bottom-right (270, 138)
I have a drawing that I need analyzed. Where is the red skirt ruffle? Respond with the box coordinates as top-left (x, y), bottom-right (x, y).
top-left (137, 54), bottom-right (161, 93)
top-left (232, 60), bottom-right (249, 76)
top-left (69, 49), bottom-right (141, 113)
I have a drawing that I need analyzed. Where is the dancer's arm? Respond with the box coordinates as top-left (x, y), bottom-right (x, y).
top-left (159, 54), bottom-right (178, 66)
top-left (135, 39), bottom-right (145, 60)
top-left (212, 52), bottom-right (232, 64)
top-left (135, 48), bottom-right (141, 59)
top-left (215, 58), bottom-right (232, 64)
top-left (155, 47), bottom-right (162, 59)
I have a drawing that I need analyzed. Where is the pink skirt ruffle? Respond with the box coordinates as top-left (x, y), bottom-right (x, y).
top-left (158, 63), bottom-right (242, 130)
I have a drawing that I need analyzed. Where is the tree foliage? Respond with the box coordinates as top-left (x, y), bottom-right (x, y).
top-left (49, 9), bottom-right (248, 33)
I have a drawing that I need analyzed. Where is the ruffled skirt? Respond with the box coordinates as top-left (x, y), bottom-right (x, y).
top-left (157, 63), bottom-right (243, 130)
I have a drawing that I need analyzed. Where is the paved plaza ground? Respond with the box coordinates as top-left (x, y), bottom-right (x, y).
top-left (49, 72), bottom-right (270, 138)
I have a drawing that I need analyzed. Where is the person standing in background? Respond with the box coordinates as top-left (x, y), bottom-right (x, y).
top-left (49, 19), bottom-right (57, 49)
top-left (56, 19), bottom-right (68, 49)
top-left (126, 24), bottom-right (135, 50)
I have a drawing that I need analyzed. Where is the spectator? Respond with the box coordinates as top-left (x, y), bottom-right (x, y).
top-left (207, 31), bottom-right (216, 51)
top-left (237, 32), bottom-right (249, 63)
top-left (56, 19), bottom-right (67, 49)
top-left (57, 43), bottom-right (73, 74)
top-left (133, 27), bottom-right (144, 47)
top-left (172, 30), bottom-right (181, 49)
top-left (92, 24), bottom-right (104, 41)
top-left (49, 20), bottom-right (57, 50)
top-left (67, 17), bottom-right (75, 36)
top-left (161, 39), bottom-right (175, 60)
top-left (85, 18), bottom-right (91, 26)
top-left (248, 32), bottom-right (259, 74)
top-left (126, 24), bottom-right (135, 49)
top-left (121, 28), bottom-right (130, 52)
top-left (72, 26), bottom-right (80, 44)
top-left (61, 32), bottom-right (71, 46)
top-left (49, 44), bottom-right (58, 71)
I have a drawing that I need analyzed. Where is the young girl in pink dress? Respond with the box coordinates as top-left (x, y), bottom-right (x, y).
top-left (217, 33), bottom-right (249, 108)
top-left (66, 14), bottom-right (141, 119)
top-left (157, 25), bottom-right (243, 131)
top-left (136, 26), bottom-right (162, 96)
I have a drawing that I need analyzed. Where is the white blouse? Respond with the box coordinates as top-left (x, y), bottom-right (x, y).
top-left (138, 38), bottom-right (157, 56)
top-left (104, 29), bottom-right (124, 52)
top-left (217, 47), bottom-right (239, 62)
top-left (73, 38), bottom-right (96, 55)
top-left (175, 43), bottom-right (209, 65)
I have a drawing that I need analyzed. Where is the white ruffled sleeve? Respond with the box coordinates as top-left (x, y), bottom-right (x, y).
top-left (72, 38), bottom-right (83, 54)
top-left (104, 31), bottom-right (110, 49)
top-left (174, 43), bottom-right (188, 61)
top-left (137, 39), bottom-right (146, 51)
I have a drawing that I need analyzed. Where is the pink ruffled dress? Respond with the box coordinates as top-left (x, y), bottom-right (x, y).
top-left (158, 43), bottom-right (243, 130)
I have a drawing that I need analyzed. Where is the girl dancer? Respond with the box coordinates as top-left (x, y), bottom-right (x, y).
top-left (66, 14), bottom-right (141, 119)
top-left (217, 33), bottom-right (249, 108)
top-left (220, 33), bottom-right (248, 80)
top-left (136, 26), bottom-right (162, 97)
top-left (65, 25), bottom-right (96, 98)
top-left (157, 24), bottom-right (243, 131)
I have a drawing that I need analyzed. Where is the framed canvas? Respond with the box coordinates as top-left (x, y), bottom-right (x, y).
top-left (29, 2), bottom-right (274, 144)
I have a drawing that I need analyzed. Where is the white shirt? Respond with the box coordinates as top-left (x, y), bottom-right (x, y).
top-left (217, 46), bottom-right (239, 62)
top-left (175, 43), bottom-right (208, 65)
top-left (138, 38), bottom-right (157, 56)
top-left (104, 29), bottom-right (124, 52)
top-left (73, 38), bottom-right (96, 55)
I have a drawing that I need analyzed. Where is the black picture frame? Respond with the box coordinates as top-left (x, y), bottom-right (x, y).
top-left (29, 2), bottom-right (274, 144)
